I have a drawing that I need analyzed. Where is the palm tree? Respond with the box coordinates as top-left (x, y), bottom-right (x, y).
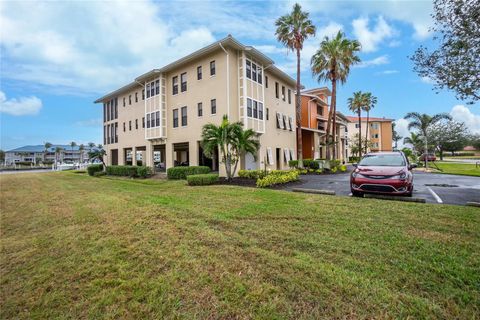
top-left (392, 123), bottom-right (402, 150)
top-left (404, 112), bottom-right (452, 169)
top-left (403, 132), bottom-right (423, 155)
top-left (275, 3), bottom-right (316, 166)
top-left (311, 31), bottom-right (361, 160)
top-left (347, 91), bottom-right (365, 158)
top-left (54, 147), bottom-right (63, 164)
top-left (43, 142), bottom-right (52, 163)
top-left (79, 144), bottom-right (85, 164)
top-left (363, 93), bottom-right (377, 153)
top-left (201, 115), bottom-right (260, 180)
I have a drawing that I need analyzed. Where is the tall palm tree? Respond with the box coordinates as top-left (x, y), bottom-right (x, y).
top-left (275, 3), bottom-right (316, 166)
top-left (311, 31), bottom-right (361, 160)
top-left (392, 123), bottom-right (402, 150)
top-left (43, 142), bottom-right (52, 163)
top-left (363, 92), bottom-right (377, 153)
top-left (55, 147), bottom-right (63, 164)
top-left (201, 115), bottom-right (259, 180)
top-left (404, 112), bottom-right (452, 169)
top-left (403, 132), bottom-right (423, 155)
top-left (347, 91), bottom-right (365, 158)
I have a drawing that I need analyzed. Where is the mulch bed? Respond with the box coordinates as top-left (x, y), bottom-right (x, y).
top-left (215, 177), bottom-right (303, 189)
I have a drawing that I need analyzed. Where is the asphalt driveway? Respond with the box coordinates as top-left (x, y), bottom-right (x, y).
top-left (281, 169), bottom-right (480, 206)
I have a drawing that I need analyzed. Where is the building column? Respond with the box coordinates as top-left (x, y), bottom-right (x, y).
top-left (189, 141), bottom-right (199, 166)
top-left (166, 142), bottom-right (174, 169)
top-left (118, 149), bottom-right (125, 165)
top-left (146, 142), bottom-right (154, 168)
top-left (132, 147), bottom-right (137, 166)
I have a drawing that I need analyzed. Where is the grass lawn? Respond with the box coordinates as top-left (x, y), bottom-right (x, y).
top-left (434, 161), bottom-right (480, 177)
top-left (1, 172), bottom-right (479, 319)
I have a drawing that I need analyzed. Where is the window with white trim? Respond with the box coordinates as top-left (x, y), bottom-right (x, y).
top-left (288, 116), bottom-right (293, 131)
top-left (283, 115), bottom-right (288, 130)
top-left (180, 73), bottom-right (187, 92)
top-left (172, 76), bottom-right (178, 95)
top-left (173, 109), bottom-right (178, 128)
top-left (267, 147), bottom-right (274, 165)
top-left (276, 112), bottom-right (284, 129)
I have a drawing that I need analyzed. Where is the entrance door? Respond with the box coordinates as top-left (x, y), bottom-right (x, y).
top-left (111, 149), bottom-right (118, 165)
top-left (276, 148), bottom-right (281, 170)
top-left (245, 152), bottom-right (257, 170)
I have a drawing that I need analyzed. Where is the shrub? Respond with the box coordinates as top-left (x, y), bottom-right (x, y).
top-left (348, 156), bottom-right (360, 163)
top-left (331, 160), bottom-right (341, 168)
top-left (136, 166), bottom-right (153, 178)
top-left (315, 169), bottom-right (323, 174)
top-left (339, 165), bottom-right (347, 172)
top-left (72, 170), bottom-right (86, 174)
top-left (187, 173), bottom-right (219, 186)
top-left (167, 166), bottom-right (211, 179)
top-left (93, 171), bottom-right (106, 177)
top-left (288, 160), bottom-right (299, 168)
top-left (15, 161), bottom-right (33, 166)
top-left (308, 161), bottom-right (320, 170)
top-left (106, 165), bottom-right (138, 177)
top-left (238, 169), bottom-right (267, 179)
top-left (256, 170), bottom-right (299, 188)
top-left (303, 159), bottom-right (313, 168)
top-left (331, 167), bottom-right (338, 173)
top-left (87, 164), bottom-right (103, 176)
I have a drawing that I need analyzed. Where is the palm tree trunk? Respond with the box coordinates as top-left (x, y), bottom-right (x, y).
top-left (295, 48), bottom-right (303, 167)
top-left (358, 110), bottom-right (362, 158)
top-left (325, 77), bottom-right (335, 161)
top-left (424, 134), bottom-right (428, 170)
top-left (332, 79), bottom-right (337, 160)
top-left (365, 111), bottom-right (370, 154)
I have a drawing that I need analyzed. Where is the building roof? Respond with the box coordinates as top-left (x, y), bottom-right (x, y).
top-left (345, 116), bottom-right (394, 123)
top-left (6, 145), bottom-right (99, 153)
top-left (95, 35), bottom-right (297, 103)
top-left (302, 87), bottom-right (331, 96)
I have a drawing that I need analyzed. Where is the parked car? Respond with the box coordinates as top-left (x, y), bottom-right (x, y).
top-left (419, 153), bottom-right (436, 162)
top-left (350, 151), bottom-right (416, 197)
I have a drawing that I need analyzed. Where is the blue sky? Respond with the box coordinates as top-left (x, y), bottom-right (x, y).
top-left (1, 0), bottom-right (479, 150)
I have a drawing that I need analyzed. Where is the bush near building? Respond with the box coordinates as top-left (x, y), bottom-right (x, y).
top-left (105, 165), bottom-right (153, 178)
top-left (87, 164), bottom-right (103, 176)
top-left (186, 174), bottom-right (219, 186)
top-left (256, 170), bottom-right (299, 188)
top-left (167, 166), bottom-right (211, 179)
top-left (238, 170), bottom-right (267, 179)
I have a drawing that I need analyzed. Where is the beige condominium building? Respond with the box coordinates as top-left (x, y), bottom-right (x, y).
top-left (95, 35), bottom-right (297, 176)
top-left (345, 116), bottom-right (393, 157)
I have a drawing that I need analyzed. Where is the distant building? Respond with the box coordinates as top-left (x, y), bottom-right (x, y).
top-left (345, 116), bottom-right (393, 157)
top-left (4, 145), bottom-right (98, 165)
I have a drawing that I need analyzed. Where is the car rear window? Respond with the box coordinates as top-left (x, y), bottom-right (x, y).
top-left (359, 154), bottom-right (406, 166)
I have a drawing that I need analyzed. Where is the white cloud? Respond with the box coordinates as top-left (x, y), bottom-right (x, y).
top-left (450, 105), bottom-right (480, 134)
top-left (355, 55), bottom-right (389, 68)
top-left (420, 76), bottom-right (436, 84)
top-left (394, 118), bottom-right (411, 149)
top-left (0, 91), bottom-right (42, 116)
top-left (316, 22), bottom-right (344, 39)
top-left (352, 16), bottom-right (395, 52)
top-left (376, 69), bottom-right (399, 75)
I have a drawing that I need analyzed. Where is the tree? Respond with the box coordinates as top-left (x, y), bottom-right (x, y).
top-left (43, 142), bottom-right (52, 162)
top-left (201, 115), bottom-right (260, 180)
top-left (363, 92), bottom-right (377, 153)
top-left (428, 120), bottom-right (470, 159)
top-left (469, 134), bottom-right (480, 150)
top-left (347, 91), bottom-right (365, 158)
top-left (54, 147), bottom-right (63, 164)
top-left (349, 133), bottom-right (373, 158)
top-left (404, 112), bottom-right (452, 168)
top-left (311, 31), bottom-right (361, 160)
top-left (89, 148), bottom-right (106, 168)
top-left (275, 3), bottom-right (316, 166)
top-left (392, 122), bottom-right (402, 150)
top-left (410, 0), bottom-right (480, 104)
top-left (79, 144), bottom-right (85, 164)
top-left (403, 132), bottom-right (425, 155)
top-left (0, 149), bottom-right (5, 164)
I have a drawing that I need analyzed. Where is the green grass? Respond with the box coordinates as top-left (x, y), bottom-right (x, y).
top-left (1, 172), bottom-right (479, 319)
top-left (444, 155), bottom-right (480, 160)
top-left (434, 161), bottom-right (480, 176)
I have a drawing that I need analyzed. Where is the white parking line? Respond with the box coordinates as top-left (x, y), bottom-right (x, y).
top-left (427, 187), bottom-right (443, 203)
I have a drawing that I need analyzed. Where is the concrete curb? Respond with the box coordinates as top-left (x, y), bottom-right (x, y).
top-left (292, 188), bottom-right (336, 195)
top-left (364, 194), bottom-right (426, 203)
top-left (466, 202), bottom-right (480, 207)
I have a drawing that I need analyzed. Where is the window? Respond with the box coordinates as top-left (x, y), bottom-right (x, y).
top-left (142, 117), bottom-right (145, 128)
top-left (129, 120), bottom-right (132, 131)
top-left (181, 106), bottom-right (187, 126)
top-left (150, 81), bottom-right (155, 97)
top-left (155, 80), bottom-right (160, 95)
top-left (146, 83), bottom-right (151, 98)
top-left (135, 119), bottom-right (138, 129)
top-left (282, 86), bottom-right (285, 101)
top-left (104, 126), bottom-right (106, 145)
top-left (103, 103), bottom-right (106, 122)
top-left (172, 76), bottom-right (178, 95)
top-left (123, 97), bottom-right (126, 107)
top-left (283, 115), bottom-right (288, 129)
top-left (180, 72), bottom-right (187, 92)
top-left (147, 114), bottom-right (151, 128)
top-left (275, 82), bottom-right (279, 98)
top-left (210, 60), bottom-right (215, 75)
top-left (114, 98), bottom-right (118, 118)
top-left (197, 102), bottom-right (203, 117)
top-left (197, 66), bottom-right (202, 80)
top-left (276, 113), bottom-right (284, 129)
top-left (355, 123), bottom-right (359, 128)
top-left (252, 62), bottom-right (257, 82)
top-left (265, 76), bottom-right (268, 88)
top-left (150, 112), bottom-right (155, 128)
top-left (288, 116), bottom-right (293, 131)
top-left (371, 123), bottom-right (379, 129)
top-left (247, 98), bottom-right (252, 117)
top-left (372, 133), bottom-right (379, 138)
top-left (156, 111), bottom-right (160, 127)
top-left (106, 101), bottom-right (110, 121)
top-left (123, 122), bottom-right (126, 132)
top-left (266, 108), bottom-right (269, 120)
top-left (258, 102), bottom-right (263, 120)
top-left (129, 95), bottom-right (132, 105)
top-left (253, 100), bottom-right (258, 118)
top-left (288, 89), bottom-right (291, 104)
top-left (211, 99), bottom-right (216, 114)
top-left (266, 147), bottom-right (274, 165)
top-left (115, 123), bottom-right (118, 143)
top-left (246, 60), bottom-right (251, 79)
top-left (258, 67), bottom-right (262, 84)
top-left (173, 109), bottom-right (179, 128)
top-left (142, 89), bottom-right (145, 100)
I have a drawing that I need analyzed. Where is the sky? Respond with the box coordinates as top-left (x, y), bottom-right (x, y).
top-left (0, 0), bottom-right (479, 150)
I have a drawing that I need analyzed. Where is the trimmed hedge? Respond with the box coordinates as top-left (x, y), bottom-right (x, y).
top-left (256, 170), bottom-right (299, 188)
top-left (187, 173), bottom-right (219, 186)
top-left (93, 171), bottom-right (106, 177)
top-left (87, 164), bottom-right (103, 176)
top-left (105, 165), bottom-right (153, 178)
top-left (238, 169), bottom-right (267, 179)
top-left (167, 166), bottom-right (211, 179)
top-left (288, 160), bottom-right (299, 168)
top-left (289, 159), bottom-right (319, 170)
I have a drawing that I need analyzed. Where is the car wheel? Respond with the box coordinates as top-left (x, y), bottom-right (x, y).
top-left (351, 190), bottom-right (363, 197)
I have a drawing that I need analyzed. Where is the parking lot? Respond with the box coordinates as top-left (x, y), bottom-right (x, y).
top-left (281, 169), bottom-right (480, 206)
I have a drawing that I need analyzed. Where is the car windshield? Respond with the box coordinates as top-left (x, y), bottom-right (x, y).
top-left (358, 154), bottom-right (405, 167)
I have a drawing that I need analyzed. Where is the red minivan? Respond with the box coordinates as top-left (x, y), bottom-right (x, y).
top-left (350, 151), bottom-right (416, 197)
